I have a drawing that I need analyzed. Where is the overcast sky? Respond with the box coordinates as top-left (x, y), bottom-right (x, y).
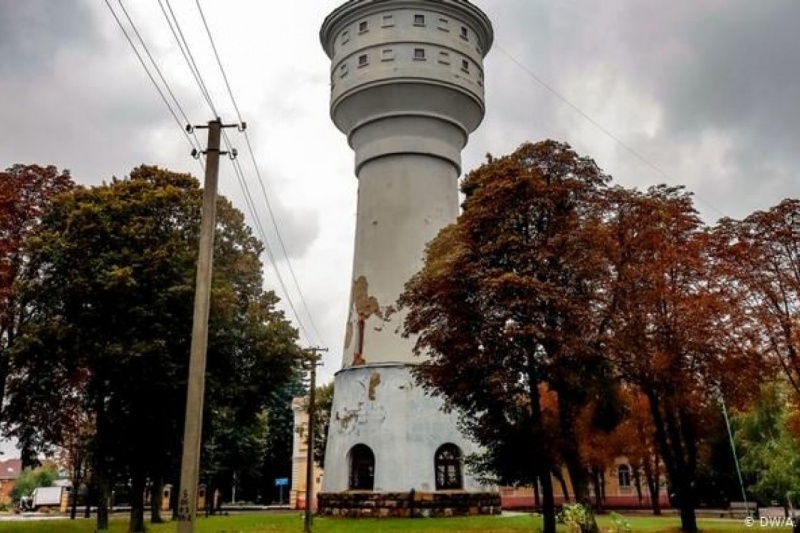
top-left (2, 0), bottom-right (799, 452)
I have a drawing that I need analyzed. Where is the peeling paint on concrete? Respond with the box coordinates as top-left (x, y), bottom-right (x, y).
top-left (352, 276), bottom-right (382, 319)
top-left (321, 365), bottom-right (485, 493)
top-left (336, 402), bottom-right (364, 430)
top-left (368, 372), bottom-right (382, 400)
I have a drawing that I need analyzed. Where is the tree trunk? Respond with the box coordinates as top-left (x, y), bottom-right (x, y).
top-left (529, 376), bottom-right (556, 533)
top-left (591, 468), bottom-right (603, 512)
top-left (647, 391), bottom-right (695, 531)
top-left (600, 471), bottom-right (606, 506)
top-left (129, 469), bottom-right (146, 533)
top-left (633, 463), bottom-right (644, 508)
top-left (96, 472), bottom-right (110, 532)
top-left (533, 478), bottom-right (541, 509)
top-left (540, 466), bottom-right (557, 533)
top-left (150, 474), bottom-right (164, 523)
top-left (94, 392), bottom-right (110, 531)
top-left (557, 393), bottom-right (590, 502)
top-left (582, 502), bottom-right (600, 533)
top-left (0, 349), bottom-right (9, 426)
top-left (679, 499), bottom-right (698, 533)
top-left (553, 468), bottom-right (570, 503)
top-left (70, 457), bottom-right (82, 520)
top-left (171, 479), bottom-right (179, 520)
top-left (645, 450), bottom-right (662, 515)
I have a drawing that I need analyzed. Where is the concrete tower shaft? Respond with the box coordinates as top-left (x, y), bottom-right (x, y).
top-left (321, 0), bottom-right (493, 369)
top-left (318, 1), bottom-right (498, 507)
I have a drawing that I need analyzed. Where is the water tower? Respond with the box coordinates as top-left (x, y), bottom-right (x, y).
top-left (319, 0), bottom-right (497, 516)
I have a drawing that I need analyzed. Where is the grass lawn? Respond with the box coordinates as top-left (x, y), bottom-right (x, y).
top-left (0, 512), bottom-right (760, 533)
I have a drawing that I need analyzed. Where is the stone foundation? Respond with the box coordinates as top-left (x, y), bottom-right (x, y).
top-left (317, 491), bottom-right (501, 518)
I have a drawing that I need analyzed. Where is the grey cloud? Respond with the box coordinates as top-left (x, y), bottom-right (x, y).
top-left (469, 0), bottom-right (800, 222)
top-left (0, 0), bottom-right (98, 76)
top-left (255, 190), bottom-right (320, 262)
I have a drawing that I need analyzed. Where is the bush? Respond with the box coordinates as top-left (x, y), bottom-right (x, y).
top-left (609, 511), bottom-right (632, 533)
top-left (560, 503), bottom-right (589, 533)
top-left (9, 464), bottom-right (59, 503)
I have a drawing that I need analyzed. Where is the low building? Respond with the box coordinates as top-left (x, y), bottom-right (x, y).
top-left (0, 458), bottom-right (21, 505)
top-left (500, 457), bottom-right (670, 510)
top-left (290, 397), bottom-right (323, 510)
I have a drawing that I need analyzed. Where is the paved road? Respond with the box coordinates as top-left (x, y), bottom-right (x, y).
top-left (0, 513), bottom-right (70, 521)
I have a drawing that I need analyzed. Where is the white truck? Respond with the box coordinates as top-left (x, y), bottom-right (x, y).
top-left (30, 486), bottom-right (63, 510)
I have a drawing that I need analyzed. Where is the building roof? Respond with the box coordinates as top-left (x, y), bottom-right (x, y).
top-left (0, 458), bottom-right (22, 480)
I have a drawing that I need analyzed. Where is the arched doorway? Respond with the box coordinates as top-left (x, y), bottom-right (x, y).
top-left (348, 444), bottom-right (375, 490)
top-left (435, 443), bottom-right (463, 490)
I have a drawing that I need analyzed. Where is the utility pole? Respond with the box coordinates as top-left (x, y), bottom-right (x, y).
top-left (304, 347), bottom-right (327, 533)
top-left (177, 117), bottom-right (241, 533)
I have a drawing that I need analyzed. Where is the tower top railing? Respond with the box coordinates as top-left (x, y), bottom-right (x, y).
top-left (320, 0), bottom-right (494, 59)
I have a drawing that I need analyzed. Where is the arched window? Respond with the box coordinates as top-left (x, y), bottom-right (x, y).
top-left (617, 464), bottom-right (632, 488)
top-left (435, 443), bottom-right (462, 490)
top-left (349, 444), bottom-right (375, 490)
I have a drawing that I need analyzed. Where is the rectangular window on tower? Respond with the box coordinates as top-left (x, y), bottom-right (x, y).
top-left (438, 17), bottom-right (449, 31)
top-left (414, 48), bottom-right (426, 61)
top-left (382, 48), bottom-right (395, 61)
top-left (460, 26), bottom-right (469, 40)
top-left (414, 14), bottom-right (426, 26)
top-left (382, 14), bottom-right (394, 27)
top-left (358, 54), bottom-right (369, 67)
top-left (461, 59), bottom-right (470, 72)
top-left (438, 51), bottom-right (450, 65)
top-left (359, 20), bottom-right (369, 33)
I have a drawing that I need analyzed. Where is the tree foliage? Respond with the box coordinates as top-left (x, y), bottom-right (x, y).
top-left (5, 166), bottom-right (303, 531)
top-left (401, 141), bottom-right (770, 533)
top-left (0, 164), bottom-right (74, 423)
top-left (735, 381), bottom-right (800, 506)
top-left (715, 199), bottom-right (800, 401)
top-left (313, 382), bottom-right (334, 469)
top-left (10, 463), bottom-right (59, 503)
top-left (401, 141), bottom-right (611, 533)
top-left (601, 185), bottom-right (760, 531)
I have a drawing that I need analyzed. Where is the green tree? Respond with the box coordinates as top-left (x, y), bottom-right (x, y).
top-left (10, 463), bottom-right (59, 504)
top-left (400, 141), bottom-right (611, 533)
top-left (735, 381), bottom-right (800, 506)
top-left (312, 382), bottom-right (334, 469)
top-left (259, 379), bottom-right (304, 504)
top-left (6, 166), bottom-right (302, 532)
top-left (0, 164), bottom-right (73, 427)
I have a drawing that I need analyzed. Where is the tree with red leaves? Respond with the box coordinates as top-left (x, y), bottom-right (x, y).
top-left (0, 164), bottom-right (74, 422)
top-left (602, 185), bottom-right (759, 532)
top-left (715, 199), bottom-right (800, 401)
top-left (401, 141), bottom-right (611, 533)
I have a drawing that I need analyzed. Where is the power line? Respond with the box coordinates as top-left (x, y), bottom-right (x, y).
top-left (163, 2), bottom-right (322, 347)
top-left (155, 3), bottom-right (315, 344)
top-left (103, 0), bottom-right (199, 156)
top-left (159, 0), bottom-right (219, 116)
top-left (240, 132), bottom-right (326, 346)
top-left (494, 44), bottom-right (726, 219)
top-left (194, 0), bottom-right (242, 122)
top-left (220, 131), bottom-right (315, 345)
top-left (115, 0), bottom-right (191, 126)
top-left (195, 0), bottom-right (327, 347)
top-left (113, 0), bottom-right (205, 155)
